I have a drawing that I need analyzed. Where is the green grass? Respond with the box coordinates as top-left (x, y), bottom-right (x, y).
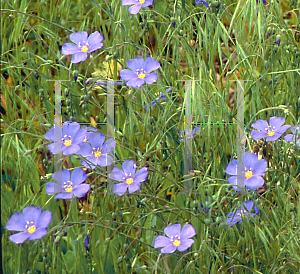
top-left (1, 0), bottom-right (300, 273)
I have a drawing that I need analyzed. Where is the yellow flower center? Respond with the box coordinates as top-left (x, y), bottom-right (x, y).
top-left (138, 72), bottom-right (146, 79)
top-left (267, 130), bottom-right (275, 136)
top-left (94, 151), bottom-right (102, 158)
top-left (63, 181), bottom-right (73, 192)
top-left (64, 139), bottom-right (72, 146)
top-left (140, 0), bottom-right (145, 4)
top-left (27, 225), bottom-right (36, 234)
top-left (84, 136), bottom-right (88, 142)
top-left (245, 170), bottom-right (253, 179)
top-left (81, 45), bottom-right (89, 52)
top-left (25, 221), bottom-right (36, 234)
top-left (126, 178), bottom-right (133, 185)
top-left (173, 239), bottom-right (181, 246)
top-left (237, 209), bottom-right (247, 217)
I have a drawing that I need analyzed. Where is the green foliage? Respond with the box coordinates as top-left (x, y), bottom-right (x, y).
top-left (1, 0), bottom-right (300, 273)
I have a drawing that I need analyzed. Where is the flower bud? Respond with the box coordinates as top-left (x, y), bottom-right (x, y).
top-left (72, 70), bottom-right (78, 82)
top-left (276, 34), bottom-right (281, 46)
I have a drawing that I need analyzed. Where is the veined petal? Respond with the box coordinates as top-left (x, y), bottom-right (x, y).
top-left (62, 43), bottom-right (80, 55)
top-left (144, 72), bottom-right (158, 84)
top-left (6, 212), bottom-right (26, 231)
top-left (177, 239), bottom-right (194, 252)
top-left (133, 167), bottom-right (148, 183)
top-left (143, 57), bottom-right (160, 73)
top-left (154, 235), bottom-right (172, 248)
top-left (122, 0), bottom-right (137, 5)
top-left (180, 224), bottom-right (196, 240)
top-left (70, 32), bottom-right (88, 45)
top-left (251, 130), bottom-right (268, 140)
top-left (23, 207), bottom-right (41, 224)
top-left (126, 78), bottom-right (144, 88)
top-left (251, 119), bottom-right (269, 131)
top-left (71, 168), bottom-right (87, 186)
top-left (87, 31), bottom-right (103, 47)
top-left (252, 159), bottom-right (267, 176)
top-left (28, 228), bottom-right (47, 240)
top-left (127, 57), bottom-right (144, 71)
top-left (164, 224), bottom-right (181, 238)
top-left (128, 4), bottom-right (142, 14)
top-left (128, 181), bottom-right (141, 193)
top-left (108, 167), bottom-right (126, 181)
top-left (113, 183), bottom-right (128, 196)
top-left (52, 169), bottom-right (70, 184)
top-left (142, 0), bottom-right (153, 7)
top-left (161, 245), bottom-right (177, 253)
top-left (89, 132), bottom-right (106, 148)
top-left (245, 176), bottom-right (264, 190)
top-left (46, 182), bottom-right (63, 195)
top-left (243, 152), bottom-right (258, 169)
top-left (120, 69), bottom-right (138, 81)
top-left (9, 232), bottom-right (30, 244)
top-left (123, 160), bottom-right (137, 177)
top-left (71, 52), bottom-right (88, 63)
top-left (37, 211), bottom-right (52, 229)
top-left (269, 116), bottom-right (285, 128)
top-left (73, 184), bottom-right (90, 197)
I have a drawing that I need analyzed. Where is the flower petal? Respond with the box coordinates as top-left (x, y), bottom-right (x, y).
top-left (71, 52), bottom-right (88, 63)
top-left (122, 0), bottom-right (137, 5)
top-left (87, 31), bottom-right (103, 50)
top-left (6, 212), bottom-right (27, 231)
top-left (102, 138), bottom-right (117, 154)
top-left (37, 211), bottom-right (52, 229)
top-left (143, 57), bottom-right (160, 73)
top-left (142, 0), bottom-right (153, 7)
top-left (127, 57), bottom-right (144, 71)
top-left (126, 78), bottom-right (144, 88)
top-left (177, 239), bottom-right (194, 252)
top-left (73, 128), bottom-right (88, 145)
top-left (113, 183), bottom-right (128, 196)
top-left (122, 160), bottom-right (137, 177)
top-left (62, 144), bottom-right (80, 155)
top-left (180, 224), bottom-right (196, 240)
top-left (252, 159), bottom-right (267, 176)
top-left (128, 181), bottom-right (141, 193)
top-left (269, 116), bottom-right (285, 128)
top-left (251, 130), bottom-right (268, 140)
top-left (245, 176), bottom-right (264, 190)
top-left (242, 152), bottom-right (257, 169)
top-left (62, 43), bottom-right (80, 55)
top-left (23, 207), bottom-right (41, 224)
top-left (241, 201), bottom-right (254, 211)
top-left (108, 167), bottom-right (126, 181)
top-left (62, 121), bottom-right (80, 137)
top-left (53, 169), bottom-right (70, 184)
top-left (78, 142), bottom-right (93, 157)
top-left (251, 119), bottom-right (269, 131)
top-left (133, 167), bottom-right (148, 183)
top-left (29, 228), bottom-right (47, 240)
top-left (128, 4), bottom-right (142, 14)
top-left (45, 126), bottom-right (55, 141)
top-left (9, 232), bottom-right (30, 244)
top-left (73, 184), bottom-right (90, 197)
top-left (46, 182), bottom-right (63, 195)
top-left (120, 69), bottom-right (138, 81)
top-left (164, 224), bottom-right (181, 238)
top-left (98, 154), bottom-right (113, 167)
top-left (55, 192), bottom-right (73, 199)
top-left (70, 32), bottom-right (88, 45)
top-left (154, 235), bottom-right (172, 248)
top-left (71, 168), bottom-right (87, 186)
top-left (89, 132), bottom-right (106, 148)
top-left (161, 245), bottom-right (177, 254)
top-left (144, 72), bottom-right (158, 84)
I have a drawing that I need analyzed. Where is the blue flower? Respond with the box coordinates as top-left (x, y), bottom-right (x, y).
top-left (227, 200), bottom-right (260, 226)
top-left (145, 87), bottom-right (173, 110)
top-left (46, 168), bottom-right (90, 199)
top-left (251, 116), bottom-right (291, 141)
top-left (154, 224), bottom-right (196, 253)
top-left (179, 126), bottom-right (201, 142)
top-left (284, 125), bottom-right (300, 147)
top-left (79, 133), bottom-right (116, 169)
top-left (45, 121), bottom-right (87, 156)
top-left (84, 232), bottom-right (89, 251)
top-left (122, 0), bottom-right (153, 14)
top-left (120, 56), bottom-right (160, 88)
top-left (6, 207), bottom-right (52, 244)
top-left (195, 0), bottom-right (211, 10)
top-left (62, 31), bottom-right (103, 63)
top-left (108, 160), bottom-right (148, 196)
top-left (226, 152), bottom-right (267, 191)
